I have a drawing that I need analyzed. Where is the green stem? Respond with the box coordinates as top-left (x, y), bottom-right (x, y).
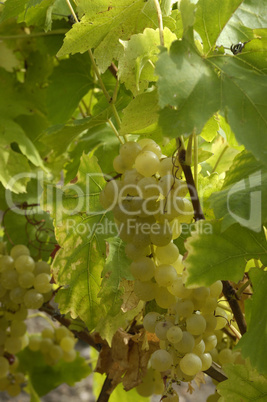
top-left (193, 130), bottom-right (198, 192)
top-left (108, 119), bottom-right (124, 144)
top-left (0, 29), bottom-right (67, 39)
top-left (212, 144), bottom-right (229, 173)
top-left (153, 0), bottom-right (164, 46)
top-left (235, 279), bottom-right (252, 299)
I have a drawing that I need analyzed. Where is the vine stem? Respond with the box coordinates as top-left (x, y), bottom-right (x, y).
top-left (193, 130), bottom-right (198, 192)
top-left (65, 0), bottom-right (122, 130)
top-left (154, 0), bottom-right (164, 46)
top-left (108, 119), bottom-right (124, 144)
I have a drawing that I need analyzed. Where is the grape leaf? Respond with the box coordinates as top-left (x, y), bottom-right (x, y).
top-left (17, 0), bottom-right (55, 31)
top-left (120, 90), bottom-right (161, 136)
top-left (0, 0), bottom-right (29, 22)
top-left (98, 237), bottom-right (133, 316)
top-left (236, 268), bottom-right (267, 375)
top-left (217, 362), bottom-right (267, 401)
top-left (155, 40), bottom-right (221, 135)
top-left (184, 221), bottom-right (267, 287)
top-left (43, 154), bottom-right (110, 330)
top-left (209, 151), bottom-right (267, 231)
top-left (18, 349), bottom-right (91, 397)
top-left (46, 53), bottom-right (94, 124)
top-left (194, 0), bottom-right (243, 54)
top-left (118, 27), bottom-right (177, 95)
top-left (233, 38), bottom-right (267, 73)
top-left (57, 0), bottom-right (162, 73)
top-left (200, 115), bottom-right (220, 142)
top-left (208, 55), bottom-right (267, 166)
top-left (218, 0), bottom-right (267, 48)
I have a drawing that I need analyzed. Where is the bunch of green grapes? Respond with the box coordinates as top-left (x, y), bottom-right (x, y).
top-left (28, 325), bottom-right (78, 365)
top-left (0, 356), bottom-right (26, 397)
top-left (0, 243), bottom-right (53, 396)
top-left (100, 140), bottom-right (239, 396)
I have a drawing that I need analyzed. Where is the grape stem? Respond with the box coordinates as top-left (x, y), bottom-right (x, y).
top-left (154, 0), bottom-right (164, 46)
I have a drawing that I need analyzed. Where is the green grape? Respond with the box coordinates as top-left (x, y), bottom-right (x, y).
top-left (49, 344), bottom-right (63, 361)
top-left (175, 299), bottom-right (194, 318)
top-left (209, 280), bottom-right (223, 298)
top-left (204, 334), bottom-right (217, 352)
top-left (137, 177), bottom-right (159, 200)
top-left (14, 255), bottom-right (35, 274)
top-left (125, 242), bottom-right (150, 260)
top-left (23, 289), bottom-right (44, 309)
top-left (18, 271), bottom-right (35, 289)
top-left (193, 286), bottom-right (210, 301)
top-left (130, 257), bottom-right (155, 281)
top-left (179, 353), bottom-right (202, 376)
top-left (168, 277), bottom-right (192, 299)
top-left (143, 312), bottom-right (161, 333)
top-left (119, 141), bottom-right (142, 168)
top-left (60, 336), bottom-right (76, 352)
top-left (150, 349), bottom-right (173, 371)
top-left (5, 336), bottom-right (23, 354)
top-left (142, 142), bottom-right (162, 158)
top-left (201, 297), bottom-right (217, 314)
top-left (178, 198), bottom-right (194, 223)
top-left (55, 326), bottom-right (70, 342)
top-left (42, 328), bottom-right (54, 339)
top-left (207, 392), bottom-right (220, 402)
top-left (174, 331), bottom-right (195, 354)
top-left (40, 338), bottom-right (53, 353)
top-left (10, 244), bottom-right (30, 260)
top-left (169, 218), bottom-right (181, 240)
top-left (13, 307), bottom-right (28, 321)
top-left (159, 174), bottom-right (179, 197)
top-left (135, 150), bottom-right (160, 177)
top-left (7, 383), bottom-right (21, 397)
top-left (215, 307), bottom-right (228, 330)
top-left (157, 195), bottom-right (185, 221)
top-left (113, 155), bottom-right (127, 173)
top-left (155, 264), bottom-right (178, 288)
top-left (33, 273), bottom-right (52, 293)
top-left (132, 231), bottom-right (151, 249)
top-left (166, 325), bottom-right (183, 344)
top-left (34, 260), bottom-right (51, 276)
top-left (134, 280), bottom-right (157, 301)
top-left (63, 349), bottom-right (76, 362)
top-left (203, 314), bottom-right (217, 333)
top-left (175, 365), bottom-right (195, 382)
top-left (121, 169), bottom-right (144, 196)
top-left (150, 221), bottom-right (172, 246)
top-left (28, 335), bottom-right (41, 351)
top-left (186, 314), bottom-right (206, 335)
top-left (209, 347), bottom-right (219, 363)
top-left (0, 329), bottom-right (7, 345)
top-left (218, 348), bottom-right (235, 365)
top-left (136, 368), bottom-right (155, 397)
top-left (10, 320), bottom-right (27, 337)
top-left (9, 287), bottom-right (26, 304)
top-left (200, 352), bottom-right (212, 371)
top-left (0, 376), bottom-right (10, 391)
top-left (0, 356), bottom-right (9, 378)
top-left (155, 320), bottom-right (174, 340)
top-left (155, 243), bottom-right (179, 265)
top-left (0, 255), bottom-right (14, 272)
top-left (163, 392), bottom-right (180, 402)
top-left (155, 287), bottom-right (176, 309)
top-left (1, 269), bottom-right (19, 289)
top-left (0, 284), bottom-right (7, 298)
top-left (13, 372), bottom-right (25, 384)
top-left (158, 157), bottom-right (180, 177)
top-left (192, 339), bottom-right (205, 355)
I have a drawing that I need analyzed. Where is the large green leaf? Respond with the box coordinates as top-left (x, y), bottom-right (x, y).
top-left (208, 55), bottom-right (267, 166)
top-left (57, 0), bottom-right (162, 72)
top-left (46, 53), bottom-right (94, 124)
top-left (217, 362), bottom-right (267, 401)
top-left (0, 0), bottom-right (29, 22)
top-left (118, 27), bottom-right (176, 95)
top-left (184, 221), bottom-right (267, 287)
top-left (194, 0), bottom-right (243, 54)
top-left (236, 269), bottom-right (267, 375)
top-left (155, 40), bottom-right (221, 135)
top-left (218, 0), bottom-right (267, 48)
top-left (18, 349), bottom-right (91, 397)
top-left (209, 151), bottom-right (267, 231)
top-left (44, 154), bottom-right (110, 330)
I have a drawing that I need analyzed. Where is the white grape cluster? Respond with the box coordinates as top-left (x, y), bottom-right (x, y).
top-left (0, 244), bottom-right (52, 396)
top-left (100, 140), bottom-right (235, 396)
top-left (100, 139), bottom-right (194, 303)
top-left (29, 325), bottom-right (77, 365)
